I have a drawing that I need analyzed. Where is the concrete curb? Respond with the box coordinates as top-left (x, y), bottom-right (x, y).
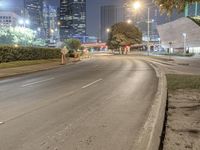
top-left (134, 60), bottom-right (167, 150)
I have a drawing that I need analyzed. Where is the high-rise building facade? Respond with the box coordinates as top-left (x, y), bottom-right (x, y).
top-left (43, 2), bottom-right (59, 42)
top-left (100, 5), bottom-right (125, 42)
top-left (185, 2), bottom-right (200, 17)
top-left (0, 12), bottom-right (20, 27)
top-left (24, 0), bottom-right (43, 30)
top-left (60, 0), bottom-right (86, 41)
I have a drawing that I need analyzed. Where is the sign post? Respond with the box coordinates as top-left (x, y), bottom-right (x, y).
top-left (61, 46), bottom-right (68, 65)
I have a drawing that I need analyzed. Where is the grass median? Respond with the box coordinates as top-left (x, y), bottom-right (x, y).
top-left (0, 59), bottom-right (60, 69)
top-left (166, 74), bottom-right (200, 91)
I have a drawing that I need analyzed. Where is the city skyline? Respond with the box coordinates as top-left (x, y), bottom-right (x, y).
top-left (60, 0), bottom-right (86, 40)
top-left (1, 0), bottom-right (198, 38)
top-left (1, 0), bottom-right (122, 37)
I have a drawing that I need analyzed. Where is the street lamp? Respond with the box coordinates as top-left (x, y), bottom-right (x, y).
top-left (14, 44), bottom-right (19, 48)
top-left (106, 28), bottom-right (110, 33)
top-left (37, 27), bottom-right (41, 32)
top-left (18, 19), bottom-right (30, 28)
top-left (25, 19), bottom-right (30, 25)
top-left (127, 19), bottom-right (132, 24)
top-left (132, 1), bottom-right (151, 55)
top-left (132, 1), bottom-right (141, 10)
top-left (18, 19), bottom-right (24, 25)
top-left (182, 33), bottom-right (187, 54)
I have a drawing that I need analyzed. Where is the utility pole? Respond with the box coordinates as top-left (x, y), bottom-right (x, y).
top-left (147, 7), bottom-right (150, 56)
top-left (183, 33), bottom-right (187, 54)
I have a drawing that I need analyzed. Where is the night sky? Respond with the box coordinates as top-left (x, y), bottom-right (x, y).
top-left (3, 0), bottom-right (122, 36)
top-left (1, 0), bottom-right (182, 37)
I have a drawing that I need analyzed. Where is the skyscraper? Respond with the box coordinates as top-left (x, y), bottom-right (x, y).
top-left (60, 0), bottom-right (86, 41)
top-left (24, 0), bottom-right (43, 30)
top-left (100, 5), bottom-right (125, 42)
top-left (185, 2), bottom-right (200, 17)
top-left (43, 2), bottom-right (59, 42)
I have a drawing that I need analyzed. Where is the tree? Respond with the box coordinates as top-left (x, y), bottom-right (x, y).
top-left (107, 22), bottom-right (142, 50)
top-left (64, 38), bottom-right (81, 51)
top-left (0, 27), bottom-right (46, 46)
top-left (153, 0), bottom-right (200, 14)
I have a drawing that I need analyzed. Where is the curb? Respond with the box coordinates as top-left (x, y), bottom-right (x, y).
top-left (134, 60), bottom-right (167, 150)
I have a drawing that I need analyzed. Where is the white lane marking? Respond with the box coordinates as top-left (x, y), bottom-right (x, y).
top-left (22, 78), bottom-right (55, 87)
top-left (82, 79), bottom-right (103, 89)
top-left (0, 122), bottom-right (4, 125)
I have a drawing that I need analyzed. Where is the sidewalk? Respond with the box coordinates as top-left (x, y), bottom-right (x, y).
top-left (0, 58), bottom-right (81, 79)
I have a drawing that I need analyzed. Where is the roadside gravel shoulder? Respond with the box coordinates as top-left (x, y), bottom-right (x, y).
top-left (164, 89), bottom-right (200, 150)
top-left (163, 74), bottom-right (200, 150)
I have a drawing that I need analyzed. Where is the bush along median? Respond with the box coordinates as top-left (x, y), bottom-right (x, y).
top-left (0, 46), bottom-right (61, 63)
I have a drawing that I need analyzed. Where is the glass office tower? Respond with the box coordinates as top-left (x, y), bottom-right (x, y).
top-left (60, 0), bottom-right (86, 41)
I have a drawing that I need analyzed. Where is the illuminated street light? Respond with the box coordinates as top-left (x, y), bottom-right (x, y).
top-left (57, 21), bottom-right (61, 26)
top-left (51, 29), bottom-right (54, 33)
top-left (18, 19), bottom-right (24, 25)
top-left (18, 19), bottom-right (30, 27)
top-left (25, 19), bottom-right (30, 25)
top-left (14, 44), bottom-right (19, 48)
top-left (127, 19), bottom-right (132, 24)
top-left (37, 27), bottom-right (41, 32)
top-left (132, 1), bottom-right (151, 55)
top-left (132, 1), bottom-right (141, 10)
top-left (106, 28), bottom-right (110, 33)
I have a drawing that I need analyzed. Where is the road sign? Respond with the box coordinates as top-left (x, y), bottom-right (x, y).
top-left (61, 47), bottom-right (68, 55)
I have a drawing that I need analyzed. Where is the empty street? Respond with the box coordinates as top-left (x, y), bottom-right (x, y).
top-left (0, 56), bottom-right (158, 150)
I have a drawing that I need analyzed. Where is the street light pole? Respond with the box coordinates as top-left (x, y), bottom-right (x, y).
top-left (147, 7), bottom-right (150, 56)
top-left (183, 33), bottom-right (187, 54)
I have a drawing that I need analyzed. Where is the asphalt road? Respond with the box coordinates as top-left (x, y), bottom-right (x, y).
top-left (0, 56), bottom-right (158, 150)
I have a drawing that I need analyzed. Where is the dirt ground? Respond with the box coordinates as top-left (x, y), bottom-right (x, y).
top-left (163, 89), bottom-right (200, 150)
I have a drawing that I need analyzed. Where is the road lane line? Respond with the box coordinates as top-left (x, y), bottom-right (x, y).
top-left (0, 122), bottom-right (4, 125)
top-left (81, 79), bottom-right (103, 89)
top-left (22, 77), bottom-right (55, 87)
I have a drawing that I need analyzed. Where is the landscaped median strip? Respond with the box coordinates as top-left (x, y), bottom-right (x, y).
top-left (0, 57), bottom-right (90, 79)
top-left (0, 59), bottom-right (61, 79)
top-left (0, 59), bottom-right (60, 69)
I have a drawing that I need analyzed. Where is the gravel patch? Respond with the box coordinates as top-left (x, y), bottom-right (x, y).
top-left (163, 89), bottom-right (200, 150)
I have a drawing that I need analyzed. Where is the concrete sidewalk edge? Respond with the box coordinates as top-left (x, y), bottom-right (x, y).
top-left (134, 60), bottom-right (167, 150)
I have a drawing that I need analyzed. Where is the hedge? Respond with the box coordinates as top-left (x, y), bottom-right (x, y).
top-left (0, 46), bottom-right (61, 63)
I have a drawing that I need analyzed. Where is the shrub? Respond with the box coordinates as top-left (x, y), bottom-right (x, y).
top-left (0, 46), bottom-right (61, 63)
top-left (64, 38), bottom-right (81, 51)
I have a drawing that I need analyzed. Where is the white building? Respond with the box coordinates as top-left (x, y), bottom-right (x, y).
top-left (0, 12), bottom-right (20, 27)
top-left (157, 17), bottom-right (200, 54)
